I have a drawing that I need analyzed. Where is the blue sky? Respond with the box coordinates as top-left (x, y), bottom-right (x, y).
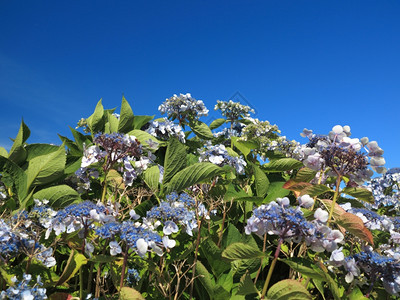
top-left (1, 1), bottom-right (399, 168)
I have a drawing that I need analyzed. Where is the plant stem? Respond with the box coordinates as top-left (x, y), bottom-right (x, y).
top-left (189, 218), bottom-right (203, 299)
top-left (328, 172), bottom-right (342, 225)
top-left (254, 233), bottom-right (268, 284)
top-left (261, 238), bottom-right (283, 299)
top-left (79, 267), bottom-right (84, 300)
top-left (120, 244), bottom-right (129, 289)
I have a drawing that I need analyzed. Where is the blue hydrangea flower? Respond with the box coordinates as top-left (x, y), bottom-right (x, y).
top-left (0, 274), bottom-right (47, 299)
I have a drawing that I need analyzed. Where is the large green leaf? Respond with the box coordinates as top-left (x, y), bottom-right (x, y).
top-left (253, 164), bottom-right (269, 198)
top-left (263, 158), bottom-right (303, 172)
top-left (294, 167), bottom-right (317, 182)
top-left (301, 184), bottom-right (332, 197)
top-left (69, 126), bottom-right (92, 151)
top-left (189, 119), bottom-right (214, 140)
top-left (0, 156), bottom-right (28, 201)
top-left (222, 242), bottom-right (265, 261)
top-left (118, 96), bottom-right (135, 133)
top-left (58, 135), bottom-right (82, 157)
top-left (195, 260), bottom-right (215, 299)
top-left (107, 111), bottom-right (120, 133)
top-left (232, 137), bottom-right (258, 157)
top-left (144, 165), bottom-right (160, 191)
top-left (8, 119), bottom-right (30, 165)
top-left (26, 144), bottom-right (66, 188)
top-left (281, 258), bottom-right (324, 280)
top-left (25, 144), bottom-right (59, 161)
top-left (0, 147), bottom-right (8, 157)
top-left (200, 238), bottom-right (230, 277)
top-left (87, 99), bottom-right (105, 133)
top-left (56, 250), bottom-right (87, 286)
top-left (127, 129), bottom-right (163, 149)
top-left (166, 162), bottom-right (226, 193)
top-left (236, 272), bottom-right (259, 296)
top-left (133, 115), bottom-right (154, 130)
top-left (266, 279), bottom-right (312, 300)
top-left (163, 137), bottom-right (187, 184)
top-left (264, 181), bottom-right (290, 203)
top-left (33, 185), bottom-right (79, 208)
top-left (119, 287), bottom-right (145, 300)
top-left (342, 187), bottom-right (375, 204)
top-left (209, 118), bottom-right (226, 130)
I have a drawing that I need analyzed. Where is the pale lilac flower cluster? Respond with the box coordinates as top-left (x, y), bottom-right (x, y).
top-left (95, 220), bottom-right (165, 257)
top-left (159, 93), bottom-right (209, 122)
top-left (145, 192), bottom-right (202, 237)
top-left (145, 118), bottom-right (185, 143)
top-left (214, 100), bottom-right (254, 121)
top-left (213, 122), bottom-right (245, 139)
top-left (298, 125), bottom-right (385, 184)
top-left (245, 198), bottom-right (344, 253)
top-left (198, 143), bottom-right (247, 174)
top-left (365, 168), bottom-right (400, 210)
top-left (76, 133), bottom-right (154, 188)
top-left (0, 274), bottom-right (47, 299)
top-left (0, 217), bottom-right (56, 268)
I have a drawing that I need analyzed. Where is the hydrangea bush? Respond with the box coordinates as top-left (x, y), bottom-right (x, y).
top-left (0, 95), bottom-right (398, 299)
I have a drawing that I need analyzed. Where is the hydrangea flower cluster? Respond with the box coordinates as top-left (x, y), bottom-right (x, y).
top-left (127, 268), bottom-right (141, 285)
top-left (348, 250), bottom-right (400, 296)
top-left (198, 143), bottom-right (247, 174)
top-left (298, 125), bottom-right (386, 184)
top-left (95, 220), bottom-right (164, 257)
top-left (145, 118), bottom-right (186, 143)
top-left (0, 216), bottom-right (56, 268)
top-left (214, 100), bottom-right (254, 121)
top-left (0, 274), bottom-right (47, 300)
top-left (245, 198), bottom-right (344, 253)
top-left (158, 93), bottom-right (209, 123)
top-left (213, 122), bottom-right (245, 139)
top-left (45, 201), bottom-right (116, 239)
top-left (76, 132), bottom-right (154, 187)
top-left (365, 168), bottom-right (400, 210)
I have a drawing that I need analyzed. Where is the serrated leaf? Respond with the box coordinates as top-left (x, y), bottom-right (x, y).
top-left (133, 115), bottom-right (154, 130)
top-left (119, 287), bottom-right (145, 300)
top-left (163, 137), bottom-right (187, 184)
top-left (342, 187), bottom-right (374, 204)
top-left (222, 242), bottom-right (265, 261)
top-left (294, 167), bottom-right (317, 182)
top-left (26, 144), bottom-right (66, 188)
top-left (336, 212), bottom-right (374, 245)
top-left (56, 250), bottom-right (87, 286)
top-left (232, 137), bottom-right (258, 157)
top-left (118, 96), bottom-right (135, 133)
top-left (127, 129), bottom-right (163, 149)
top-left (87, 99), bottom-right (105, 133)
top-left (209, 118), bottom-right (226, 130)
top-left (280, 258), bottom-right (324, 280)
top-left (189, 119), bottom-right (214, 140)
top-left (58, 135), bottom-right (82, 156)
top-left (195, 260), bottom-right (215, 299)
top-left (236, 272), bottom-right (259, 296)
top-left (319, 199), bottom-right (346, 220)
top-left (283, 180), bottom-right (313, 192)
top-left (263, 158), bottom-right (303, 172)
top-left (106, 169), bottom-right (125, 189)
top-left (144, 165), bottom-right (160, 191)
top-left (0, 156), bottom-right (27, 201)
top-left (8, 120), bottom-right (31, 164)
top-left (25, 144), bottom-right (59, 160)
top-left (266, 279), bottom-right (312, 300)
top-left (200, 238), bottom-right (230, 277)
top-left (0, 147), bottom-right (8, 157)
top-left (301, 184), bottom-right (332, 197)
top-left (264, 181), bottom-right (290, 203)
top-left (69, 126), bottom-right (92, 151)
top-left (253, 164), bottom-right (269, 198)
top-left (107, 111), bottom-right (120, 133)
top-left (166, 162), bottom-right (226, 193)
top-left (33, 185), bottom-right (79, 208)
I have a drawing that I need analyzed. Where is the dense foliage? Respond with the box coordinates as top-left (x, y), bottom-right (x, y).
top-left (0, 94), bottom-right (398, 299)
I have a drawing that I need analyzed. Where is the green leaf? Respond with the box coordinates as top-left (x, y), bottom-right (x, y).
top-left (26, 144), bottom-right (66, 188)
top-left (348, 287), bottom-right (368, 300)
top-left (33, 185), bottom-right (79, 208)
top-left (253, 164), bottom-right (269, 198)
top-left (195, 260), bottom-right (215, 299)
top-left (107, 111), bottom-right (120, 133)
top-left (56, 250), bottom-right (87, 286)
top-left (106, 169), bottom-right (125, 189)
top-left (222, 242), bottom-right (265, 261)
top-left (264, 181), bottom-right (290, 203)
top-left (8, 119), bottom-right (30, 165)
top-left (133, 115), bottom-right (154, 130)
top-left (0, 147), bottom-right (8, 157)
top-left (0, 156), bottom-right (27, 200)
top-left (342, 187), bottom-right (375, 204)
top-left (336, 212), bottom-right (374, 245)
top-left (266, 279), bottom-right (312, 300)
top-left (301, 184), bottom-right (333, 197)
top-left (144, 165), bottom-right (160, 191)
top-left (58, 135), bottom-right (82, 156)
top-left (236, 272), bottom-right (259, 296)
top-left (69, 126), bottom-right (92, 151)
top-left (127, 129), bottom-right (163, 149)
top-left (294, 167), bottom-right (317, 182)
top-left (232, 137), bottom-right (258, 157)
top-left (25, 144), bottom-right (59, 161)
top-left (224, 183), bottom-right (248, 201)
top-left (263, 158), bottom-right (303, 172)
top-left (118, 96), bottom-right (135, 133)
top-left (200, 238), bottom-right (230, 277)
top-left (189, 119), bottom-right (214, 140)
top-left (312, 279), bottom-right (326, 300)
top-left (166, 162), bottom-right (226, 193)
top-left (281, 258), bottom-right (325, 280)
top-left (87, 99), bottom-right (105, 133)
top-left (119, 287), bottom-right (146, 300)
top-left (209, 118), bottom-right (226, 130)
top-left (163, 137), bottom-right (187, 184)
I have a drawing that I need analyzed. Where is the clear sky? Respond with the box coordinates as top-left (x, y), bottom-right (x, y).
top-left (1, 1), bottom-right (399, 168)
